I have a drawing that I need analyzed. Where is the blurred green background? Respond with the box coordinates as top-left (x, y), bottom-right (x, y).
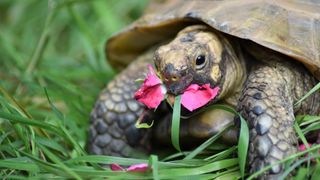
top-left (0, 0), bottom-right (148, 146)
top-left (0, 0), bottom-right (148, 177)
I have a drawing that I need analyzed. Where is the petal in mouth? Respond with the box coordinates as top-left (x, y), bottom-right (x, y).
top-left (134, 65), bottom-right (219, 111)
top-left (134, 65), bottom-right (166, 109)
top-left (181, 84), bottom-right (220, 112)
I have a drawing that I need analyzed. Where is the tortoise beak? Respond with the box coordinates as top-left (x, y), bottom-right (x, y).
top-left (165, 82), bottom-right (189, 95)
top-left (160, 63), bottom-right (192, 95)
top-left (162, 73), bottom-right (193, 95)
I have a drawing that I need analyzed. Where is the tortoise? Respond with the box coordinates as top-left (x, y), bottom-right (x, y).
top-left (87, 0), bottom-right (320, 178)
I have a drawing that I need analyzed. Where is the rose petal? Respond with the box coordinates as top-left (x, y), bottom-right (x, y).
top-left (144, 74), bottom-right (162, 87)
top-left (110, 164), bottom-right (125, 171)
top-left (298, 143), bottom-right (319, 161)
top-left (183, 84), bottom-right (200, 92)
top-left (134, 65), bottom-right (166, 109)
top-left (144, 65), bottom-right (161, 87)
top-left (299, 143), bottom-right (312, 151)
top-left (127, 163), bottom-right (148, 172)
top-left (135, 84), bottom-right (166, 109)
top-left (181, 84), bottom-right (220, 112)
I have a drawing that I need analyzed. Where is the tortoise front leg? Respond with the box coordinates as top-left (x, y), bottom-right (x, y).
top-left (238, 65), bottom-right (298, 179)
top-left (87, 51), bottom-right (155, 157)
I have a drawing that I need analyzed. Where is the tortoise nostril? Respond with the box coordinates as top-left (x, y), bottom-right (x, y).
top-left (163, 63), bottom-right (181, 82)
top-left (171, 76), bottom-right (178, 81)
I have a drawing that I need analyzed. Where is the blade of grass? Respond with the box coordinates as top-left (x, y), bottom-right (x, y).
top-left (149, 155), bottom-right (159, 180)
top-left (294, 121), bottom-right (311, 175)
top-left (0, 141), bottom-right (23, 157)
top-left (0, 159), bottom-right (39, 172)
top-left (294, 82), bottom-right (320, 107)
top-left (67, 155), bottom-right (194, 168)
top-left (0, 85), bottom-right (49, 137)
top-left (279, 154), bottom-right (320, 179)
top-left (67, 155), bottom-right (148, 165)
top-left (205, 146), bottom-right (237, 161)
top-left (68, 168), bottom-right (153, 179)
top-left (58, 124), bottom-right (86, 156)
top-left (35, 136), bottom-right (67, 154)
top-left (294, 167), bottom-right (308, 180)
top-left (0, 85), bottom-right (32, 118)
top-left (169, 159), bottom-right (206, 167)
top-left (39, 72), bottom-right (83, 96)
top-left (215, 170), bottom-right (241, 180)
top-left (157, 158), bottom-right (238, 178)
top-left (0, 30), bottom-right (24, 68)
top-left (25, 0), bottom-right (56, 76)
top-left (92, 0), bottom-right (123, 34)
top-left (171, 95), bottom-right (181, 152)
top-left (298, 115), bottom-right (320, 126)
top-left (19, 150), bottom-right (75, 177)
top-left (0, 111), bottom-right (63, 136)
top-left (311, 162), bottom-right (320, 180)
top-left (302, 121), bottom-right (320, 134)
top-left (66, 4), bottom-right (96, 45)
top-left (0, 131), bottom-right (11, 145)
top-left (184, 123), bottom-right (233, 160)
top-left (193, 167), bottom-right (240, 180)
top-left (238, 115), bottom-right (249, 179)
top-left (44, 87), bottom-right (64, 121)
top-left (193, 104), bottom-right (248, 178)
top-left (162, 151), bottom-right (191, 162)
top-left (38, 144), bottom-right (82, 180)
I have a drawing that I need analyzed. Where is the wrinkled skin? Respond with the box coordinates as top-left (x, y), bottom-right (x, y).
top-left (87, 25), bottom-right (320, 179)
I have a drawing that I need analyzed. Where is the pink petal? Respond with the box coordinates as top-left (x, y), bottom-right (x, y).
top-left (181, 84), bottom-right (220, 112)
top-left (144, 65), bottom-right (161, 87)
top-left (144, 74), bottom-right (162, 87)
top-left (127, 163), bottom-right (148, 172)
top-left (110, 164), bottom-right (125, 171)
top-left (135, 84), bottom-right (166, 109)
top-left (298, 143), bottom-right (312, 151)
top-left (134, 65), bottom-right (166, 109)
top-left (298, 143), bottom-right (318, 161)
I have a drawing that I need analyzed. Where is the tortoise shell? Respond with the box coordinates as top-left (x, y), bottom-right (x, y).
top-left (106, 0), bottom-right (320, 80)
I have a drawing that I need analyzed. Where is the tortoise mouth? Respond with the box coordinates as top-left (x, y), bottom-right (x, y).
top-left (162, 71), bottom-right (193, 95)
top-left (166, 84), bottom-right (220, 117)
top-left (166, 88), bottom-right (220, 118)
top-left (164, 83), bottom-right (188, 95)
top-left (166, 94), bottom-right (197, 118)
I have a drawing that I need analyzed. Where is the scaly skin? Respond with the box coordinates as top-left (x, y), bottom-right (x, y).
top-left (238, 59), bottom-right (320, 179)
top-left (87, 51), bottom-right (154, 157)
top-left (88, 25), bottom-right (320, 179)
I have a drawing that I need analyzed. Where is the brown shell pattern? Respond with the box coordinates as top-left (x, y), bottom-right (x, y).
top-left (106, 0), bottom-right (320, 80)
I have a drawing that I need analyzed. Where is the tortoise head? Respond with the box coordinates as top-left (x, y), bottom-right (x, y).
top-left (154, 25), bottom-right (244, 102)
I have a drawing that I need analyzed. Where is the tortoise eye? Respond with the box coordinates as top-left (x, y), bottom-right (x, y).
top-left (195, 54), bottom-right (206, 70)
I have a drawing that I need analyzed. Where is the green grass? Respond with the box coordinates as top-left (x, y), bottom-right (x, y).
top-left (1, 0), bottom-right (320, 179)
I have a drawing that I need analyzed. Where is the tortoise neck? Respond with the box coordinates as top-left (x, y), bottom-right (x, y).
top-left (218, 39), bottom-right (247, 102)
